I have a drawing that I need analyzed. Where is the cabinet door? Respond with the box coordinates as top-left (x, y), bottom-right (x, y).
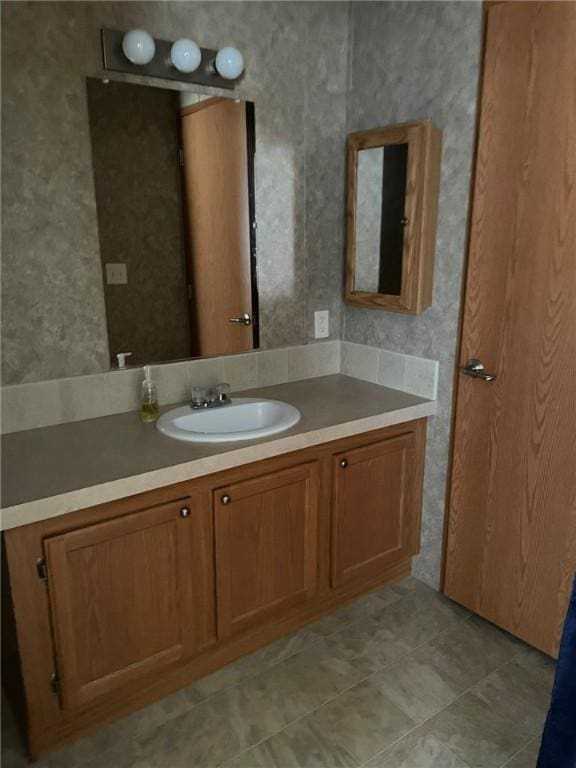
top-left (215, 463), bottom-right (319, 638)
top-left (44, 495), bottom-right (215, 709)
top-left (331, 432), bottom-right (420, 587)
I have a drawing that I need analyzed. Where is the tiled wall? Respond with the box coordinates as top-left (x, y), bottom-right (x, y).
top-left (0, 342), bottom-right (339, 434)
top-left (0, 341), bottom-right (441, 434)
top-left (340, 342), bottom-right (439, 400)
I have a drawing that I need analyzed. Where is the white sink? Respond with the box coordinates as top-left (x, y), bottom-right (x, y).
top-left (156, 398), bottom-right (301, 443)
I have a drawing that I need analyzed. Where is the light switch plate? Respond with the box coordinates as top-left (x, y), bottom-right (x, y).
top-left (314, 310), bottom-right (330, 339)
top-left (106, 263), bottom-right (128, 285)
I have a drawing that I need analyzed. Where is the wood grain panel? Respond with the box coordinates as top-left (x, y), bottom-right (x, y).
top-left (444, 1), bottom-right (576, 657)
top-left (331, 432), bottom-right (422, 587)
top-left (44, 496), bottom-right (215, 708)
top-left (180, 97), bottom-right (253, 355)
top-left (214, 463), bottom-right (320, 637)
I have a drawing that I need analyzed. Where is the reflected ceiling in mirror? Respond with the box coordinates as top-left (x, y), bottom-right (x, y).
top-left (86, 77), bottom-right (258, 369)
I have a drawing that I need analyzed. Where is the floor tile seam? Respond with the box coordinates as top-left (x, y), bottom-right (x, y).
top-left (364, 611), bottom-right (475, 678)
top-left (499, 735), bottom-right (539, 768)
top-left (218, 612), bottom-right (476, 766)
top-left (194, 589), bottom-right (410, 703)
top-left (355, 646), bottom-right (543, 768)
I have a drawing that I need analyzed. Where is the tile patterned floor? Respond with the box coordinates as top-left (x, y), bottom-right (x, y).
top-left (1, 578), bottom-right (554, 768)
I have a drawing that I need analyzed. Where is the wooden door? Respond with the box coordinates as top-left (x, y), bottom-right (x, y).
top-left (444, 2), bottom-right (576, 656)
top-left (180, 97), bottom-right (254, 356)
top-left (214, 463), bottom-right (320, 638)
top-left (331, 432), bottom-right (421, 588)
top-left (44, 496), bottom-right (215, 709)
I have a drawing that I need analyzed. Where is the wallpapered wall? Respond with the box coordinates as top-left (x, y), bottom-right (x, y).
top-left (346, 0), bottom-right (483, 585)
top-left (1, 1), bottom-right (349, 385)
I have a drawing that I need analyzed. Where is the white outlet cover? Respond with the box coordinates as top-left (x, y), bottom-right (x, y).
top-left (314, 310), bottom-right (330, 339)
top-left (106, 263), bottom-right (128, 285)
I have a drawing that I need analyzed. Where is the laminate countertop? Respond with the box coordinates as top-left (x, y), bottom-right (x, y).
top-left (0, 375), bottom-right (436, 530)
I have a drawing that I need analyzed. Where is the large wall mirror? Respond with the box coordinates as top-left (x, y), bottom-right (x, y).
top-left (86, 78), bottom-right (257, 369)
top-left (345, 119), bottom-right (442, 315)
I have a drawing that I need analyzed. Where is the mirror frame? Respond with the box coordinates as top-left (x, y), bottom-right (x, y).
top-left (345, 119), bottom-right (442, 314)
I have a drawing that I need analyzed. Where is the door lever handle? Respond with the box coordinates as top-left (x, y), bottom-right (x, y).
top-left (228, 313), bottom-right (251, 326)
top-left (462, 358), bottom-right (496, 382)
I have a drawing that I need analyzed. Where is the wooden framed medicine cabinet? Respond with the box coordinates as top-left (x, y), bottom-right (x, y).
top-left (345, 119), bottom-right (442, 314)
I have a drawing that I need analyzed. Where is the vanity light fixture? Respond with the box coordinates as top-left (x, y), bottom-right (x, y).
top-left (101, 28), bottom-right (244, 90)
top-left (214, 47), bottom-right (245, 80)
top-left (170, 38), bottom-right (202, 73)
top-left (121, 29), bottom-right (155, 65)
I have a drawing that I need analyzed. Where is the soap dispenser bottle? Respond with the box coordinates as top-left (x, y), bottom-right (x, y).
top-left (140, 366), bottom-right (159, 422)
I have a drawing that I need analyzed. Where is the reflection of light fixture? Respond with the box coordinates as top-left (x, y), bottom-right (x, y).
top-left (215, 47), bottom-right (244, 80)
top-left (122, 29), bottom-right (155, 65)
top-left (171, 38), bottom-right (202, 73)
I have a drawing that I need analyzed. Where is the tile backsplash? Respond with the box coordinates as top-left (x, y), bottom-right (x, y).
top-left (340, 341), bottom-right (439, 400)
top-left (0, 341), bottom-right (438, 435)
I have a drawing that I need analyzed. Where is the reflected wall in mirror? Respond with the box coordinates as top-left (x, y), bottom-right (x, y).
top-left (86, 78), bottom-right (257, 368)
top-left (345, 119), bottom-right (442, 315)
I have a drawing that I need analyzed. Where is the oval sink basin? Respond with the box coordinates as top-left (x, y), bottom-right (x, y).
top-left (156, 398), bottom-right (301, 443)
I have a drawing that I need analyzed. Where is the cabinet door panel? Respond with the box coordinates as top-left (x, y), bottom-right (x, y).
top-left (215, 463), bottom-right (319, 638)
top-left (331, 432), bottom-right (419, 587)
top-left (44, 495), bottom-right (215, 709)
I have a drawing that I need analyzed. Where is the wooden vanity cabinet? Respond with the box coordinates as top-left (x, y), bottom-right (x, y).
top-left (3, 419), bottom-right (426, 759)
top-left (331, 431), bottom-right (421, 588)
top-left (214, 463), bottom-right (320, 638)
top-left (43, 496), bottom-right (216, 710)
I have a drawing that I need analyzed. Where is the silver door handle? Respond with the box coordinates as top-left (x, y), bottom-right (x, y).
top-left (462, 358), bottom-right (496, 381)
top-left (228, 314), bottom-right (251, 326)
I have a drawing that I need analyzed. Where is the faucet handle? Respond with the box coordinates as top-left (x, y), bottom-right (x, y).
top-left (191, 386), bottom-right (207, 407)
top-left (215, 382), bottom-right (231, 402)
top-left (116, 352), bottom-right (132, 369)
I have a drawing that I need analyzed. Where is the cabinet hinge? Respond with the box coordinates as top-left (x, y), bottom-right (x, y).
top-left (36, 557), bottom-right (48, 584)
top-left (178, 148), bottom-right (184, 167)
top-left (50, 672), bottom-right (60, 696)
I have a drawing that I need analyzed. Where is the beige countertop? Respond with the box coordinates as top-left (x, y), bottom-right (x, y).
top-left (0, 375), bottom-right (436, 530)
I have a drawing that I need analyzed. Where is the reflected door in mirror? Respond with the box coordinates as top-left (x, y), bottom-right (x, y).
top-left (180, 98), bottom-right (255, 357)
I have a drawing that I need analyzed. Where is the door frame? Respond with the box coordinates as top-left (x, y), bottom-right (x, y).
top-left (440, 3), bottom-right (490, 593)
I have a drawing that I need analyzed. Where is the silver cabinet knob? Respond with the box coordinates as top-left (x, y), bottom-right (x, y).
top-left (221, 494), bottom-right (232, 505)
top-left (462, 358), bottom-right (497, 382)
top-left (339, 458), bottom-right (348, 468)
top-left (180, 506), bottom-right (190, 518)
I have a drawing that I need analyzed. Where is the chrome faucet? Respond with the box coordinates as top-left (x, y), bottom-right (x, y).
top-left (190, 382), bottom-right (232, 409)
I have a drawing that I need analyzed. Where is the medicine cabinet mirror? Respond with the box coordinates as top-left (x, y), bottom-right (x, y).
top-left (86, 78), bottom-right (258, 368)
top-left (345, 119), bottom-right (442, 314)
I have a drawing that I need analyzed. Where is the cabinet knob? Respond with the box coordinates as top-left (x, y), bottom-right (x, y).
top-left (221, 494), bottom-right (232, 505)
top-left (339, 458), bottom-right (348, 468)
top-left (180, 506), bottom-right (191, 518)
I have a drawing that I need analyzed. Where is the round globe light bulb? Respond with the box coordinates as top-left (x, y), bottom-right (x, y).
top-left (122, 29), bottom-right (156, 65)
top-left (215, 47), bottom-right (244, 80)
top-left (171, 38), bottom-right (202, 73)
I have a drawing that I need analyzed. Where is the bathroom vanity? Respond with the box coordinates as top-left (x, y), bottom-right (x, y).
top-left (1, 376), bottom-right (434, 758)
